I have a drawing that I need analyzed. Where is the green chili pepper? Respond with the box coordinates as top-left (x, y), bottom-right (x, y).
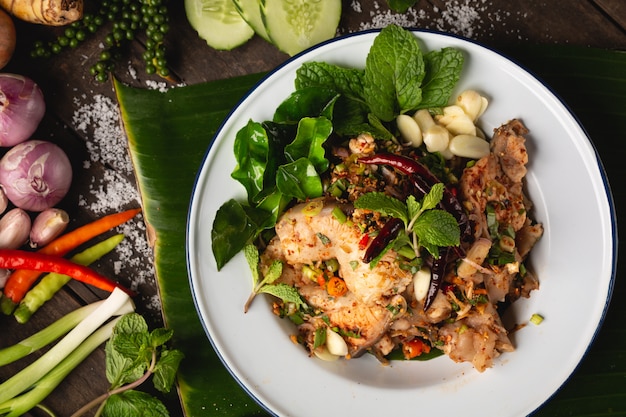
top-left (13, 234), bottom-right (125, 324)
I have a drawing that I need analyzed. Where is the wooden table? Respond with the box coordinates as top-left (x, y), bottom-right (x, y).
top-left (1, 1), bottom-right (625, 416)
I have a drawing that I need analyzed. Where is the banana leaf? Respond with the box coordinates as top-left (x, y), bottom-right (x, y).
top-left (115, 45), bottom-right (626, 417)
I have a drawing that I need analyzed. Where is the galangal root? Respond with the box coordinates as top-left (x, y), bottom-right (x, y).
top-left (0, 0), bottom-right (82, 26)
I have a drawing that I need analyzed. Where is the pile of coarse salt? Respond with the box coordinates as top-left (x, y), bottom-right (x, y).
top-left (72, 94), bottom-right (161, 314)
top-left (353, 0), bottom-right (522, 41)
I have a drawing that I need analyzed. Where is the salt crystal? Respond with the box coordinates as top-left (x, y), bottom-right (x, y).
top-left (71, 93), bottom-right (158, 313)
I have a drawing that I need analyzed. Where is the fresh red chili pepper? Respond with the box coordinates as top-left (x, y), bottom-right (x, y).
top-left (0, 249), bottom-right (135, 297)
top-left (358, 234), bottom-right (370, 250)
top-left (363, 217), bottom-right (404, 263)
top-left (402, 338), bottom-right (432, 359)
top-left (2, 207), bottom-right (141, 307)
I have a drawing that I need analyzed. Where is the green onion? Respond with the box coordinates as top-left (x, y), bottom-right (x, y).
top-left (331, 206), bottom-right (347, 223)
top-left (0, 288), bottom-right (134, 405)
top-left (0, 318), bottom-right (120, 417)
top-left (530, 313), bottom-right (544, 325)
top-left (0, 301), bottom-right (104, 367)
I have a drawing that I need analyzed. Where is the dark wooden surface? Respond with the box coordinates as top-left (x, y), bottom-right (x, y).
top-left (0, 1), bottom-right (625, 416)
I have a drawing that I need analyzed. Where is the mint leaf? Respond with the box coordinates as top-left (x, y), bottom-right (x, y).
top-left (244, 244), bottom-right (260, 286)
top-left (406, 195), bottom-right (421, 220)
top-left (259, 283), bottom-right (307, 309)
top-left (363, 24), bottom-right (424, 122)
top-left (105, 341), bottom-right (136, 389)
top-left (260, 260), bottom-right (283, 286)
top-left (152, 348), bottom-right (185, 393)
top-left (354, 192), bottom-right (408, 223)
top-left (421, 47), bottom-right (464, 109)
top-left (149, 328), bottom-right (173, 348)
top-left (295, 61), bottom-right (365, 100)
top-left (413, 209), bottom-right (460, 248)
top-left (421, 182), bottom-right (444, 211)
top-left (103, 390), bottom-right (169, 417)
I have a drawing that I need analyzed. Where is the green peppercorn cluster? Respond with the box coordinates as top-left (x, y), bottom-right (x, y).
top-left (31, 0), bottom-right (170, 82)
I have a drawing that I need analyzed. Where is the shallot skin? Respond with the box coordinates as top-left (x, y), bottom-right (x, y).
top-left (0, 74), bottom-right (46, 147)
top-left (0, 140), bottom-right (73, 212)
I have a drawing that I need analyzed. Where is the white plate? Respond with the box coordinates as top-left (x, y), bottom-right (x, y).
top-left (187, 30), bottom-right (616, 417)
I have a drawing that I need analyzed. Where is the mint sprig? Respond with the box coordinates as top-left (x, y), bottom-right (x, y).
top-left (354, 183), bottom-right (460, 257)
top-left (243, 244), bottom-right (307, 312)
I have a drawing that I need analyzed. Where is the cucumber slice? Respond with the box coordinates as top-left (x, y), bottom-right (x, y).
top-left (232, 0), bottom-right (271, 42)
top-left (261, 0), bottom-right (342, 56)
top-left (185, 0), bottom-right (255, 50)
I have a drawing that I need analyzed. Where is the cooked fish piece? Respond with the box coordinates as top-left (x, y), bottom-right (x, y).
top-left (274, 198), bottom-right (413, 306)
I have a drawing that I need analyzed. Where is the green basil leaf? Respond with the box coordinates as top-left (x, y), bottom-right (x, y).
top-left (231, 120), bottom-right (270, 204)
top-left (276, 158), bottom-right (323, 200)
top-left (284, 117), bottom-right (331, 173)
top-left (211, 199), bottom-right (258, 270)
top-left (273, 87), bottom-right (340, 122)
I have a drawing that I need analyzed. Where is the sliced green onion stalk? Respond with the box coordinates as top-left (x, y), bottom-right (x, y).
top-left (0, 318), bottom-right (121, 417)
top-left (0, 287), bottom-right (134, 405)
top-left (530, 313), bottom-right (544, 325)
top-left (0, 301), bottom-right (105, 367)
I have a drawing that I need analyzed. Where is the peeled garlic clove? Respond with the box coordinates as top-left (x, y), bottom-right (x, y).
top-left (423, 125), bottom-right (450, 153)
top-left (0, 207), bottom-right (31, 249)
top-left (397, 114), bottom-right (422, 147)
top-left (449, 134), bottom-right (491, 159)
top-left (325, 328), bottom-right (349, 356)
top-left (412, 109), bottom-right (435, 132)
top-left (437, 106), bottom-right (477, 136)
top-left (313, 346), bottom-right (340, 361)
top-left (30, 208), bottom-right (69, 248)
top-left (413, 267), bottom-right (431, 302)
top-left (456, 90), bottom-right (488, 121)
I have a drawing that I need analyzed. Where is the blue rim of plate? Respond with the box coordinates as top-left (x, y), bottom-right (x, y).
top-left (186, 28), bottom-right (618, 416)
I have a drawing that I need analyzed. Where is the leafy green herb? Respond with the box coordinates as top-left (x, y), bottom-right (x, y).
top-left (313, 327), bottom-right (327, 349)
top-left (243, 245), bottom-right (307, 312)
top-left (354, 183), bottom-right (460, 257)
top-left (421, 48), bottom-right (465, 108)
top-left (363, 24), bottom-right (425, 122)
top-left (295, 62), bottom-right (366, 100)
top-left (74, 313), bottom-right (184, 417)
top-left (352, 191), bottom-right (408, 223)
top-left (212, 25), bottom-right (464, 269)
